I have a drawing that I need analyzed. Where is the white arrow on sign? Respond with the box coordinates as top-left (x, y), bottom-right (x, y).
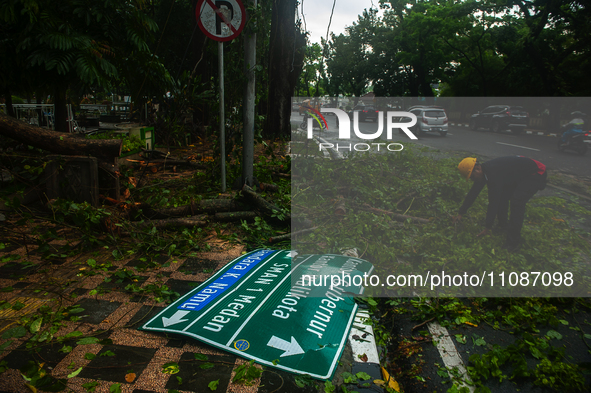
top-left (163, 310), bottom-right (190, 327)
top-left (266, 335), bottom-right (305, 357)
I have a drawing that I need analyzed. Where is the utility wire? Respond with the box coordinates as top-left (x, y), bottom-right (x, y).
top-left (325, 0), bottom-right (337, 49)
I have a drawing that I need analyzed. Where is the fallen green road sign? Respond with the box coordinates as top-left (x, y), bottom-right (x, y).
top-left (140, 249), bottom-right (374, 379)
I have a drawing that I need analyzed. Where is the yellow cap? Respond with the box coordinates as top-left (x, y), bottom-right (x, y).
top-left (458, 157), bottom-right (477, 180)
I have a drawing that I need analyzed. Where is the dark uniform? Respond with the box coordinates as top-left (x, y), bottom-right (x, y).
top-left (458, 156), bottom-right (547, 248)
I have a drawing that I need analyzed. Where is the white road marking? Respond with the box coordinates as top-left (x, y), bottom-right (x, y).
top-left (428, 321), bottom-right (475, 392)
top-left (496, 142), bottom-right (540, 151)
top-left (412, 293), bottom-right (474, 391)
top-left (349, 310), bottom-right (380, 364)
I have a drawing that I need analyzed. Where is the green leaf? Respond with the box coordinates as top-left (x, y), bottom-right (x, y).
top-left (200, 362), bottom-right (215, 370)
top-left (355, 371), bottom-right (371, 381)
top-left (208, 380), bottom-right (219, 391)
top-left (530, 346), bottom-right (543, 359)
top-left (77, 337), bottom-right (100, 345)
top-left (0, 340), bottom-right (13, 354)
top-left (85, 353), bottom-right (96, 360)
top-left (194, 353), bottom-right (208, 361)
top-left (100, 350), bottom-right (115, 357)
top-left (455, 334), bottom-right (467, 344)
top-left (2, 325), bottom-right (27, 339)
top-left (546, 330), bottom-right (563, 340)
top-left (65, 331), bottom-right (84, 338)
top-left (30, 318), bottom-right (43, 334)
top-left (59, 345), bottom-right (73, 354)
top-left (324, 380), bottom-right (335, 393)
top-left (82, 381), bottom-right (99, 392)
top-left (68, 366), bottom-right (83, 378)
top-left (109, 383), bottom-right (121, 393)
top-left (294, 374), bottom-right (314, 387)
top-left (162, 362), bottom-right (180, 374)
top-left (342, 372), bottom-right (356, 384)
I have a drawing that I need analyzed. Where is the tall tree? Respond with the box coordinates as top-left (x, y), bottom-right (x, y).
top-left (326, 9), bottom-right (379, 98)
top-left (264, 0), bottom-right (306, 138)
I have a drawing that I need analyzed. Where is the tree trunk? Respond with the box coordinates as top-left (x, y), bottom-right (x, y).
top-left (0, 113), bottom-right (122, 161)
top-left (53, 84), bottom-right (68, 132)
top-left (3, 88), bottom-right (15, 118)
top-left (264, 0), bottom-right (305, 138)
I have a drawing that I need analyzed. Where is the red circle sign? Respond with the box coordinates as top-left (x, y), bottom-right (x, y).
top-left (196, 0), bottom-right (245, 42)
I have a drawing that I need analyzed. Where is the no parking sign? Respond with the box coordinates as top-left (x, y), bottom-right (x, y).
top-left (196, 0), bottom-right (246, 42)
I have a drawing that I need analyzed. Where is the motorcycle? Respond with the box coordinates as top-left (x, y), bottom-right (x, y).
top-left (557, 129), bottom-right (589, 155)
top-left (558, 112), bottom-right (589, 155)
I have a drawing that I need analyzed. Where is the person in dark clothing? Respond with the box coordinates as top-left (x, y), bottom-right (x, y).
top-left (454, 156), bottom-right (547, 251)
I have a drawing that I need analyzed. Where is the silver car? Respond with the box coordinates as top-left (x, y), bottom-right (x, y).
top-left (408, 106), bottom-right (449, 137)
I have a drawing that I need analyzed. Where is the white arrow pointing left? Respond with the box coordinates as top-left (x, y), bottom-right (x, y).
top-left (267, 335), bottom-right (305, 357)
top-left (162, 310), bottom-right (190, 327)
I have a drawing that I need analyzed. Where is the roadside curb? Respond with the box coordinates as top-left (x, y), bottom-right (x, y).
top-left (449, 123), bottom-right (559, 137)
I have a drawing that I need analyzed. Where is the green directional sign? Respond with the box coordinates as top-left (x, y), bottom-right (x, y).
top-left (140, 249), bottom-right (374, 379)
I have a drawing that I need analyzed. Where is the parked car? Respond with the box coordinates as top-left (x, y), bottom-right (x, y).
top-left (404, 106), bottom-right (449, 137)
top-left (348, 105), bottom-right (379, 122)
top-left (470, 105), bottom-right (529, 134)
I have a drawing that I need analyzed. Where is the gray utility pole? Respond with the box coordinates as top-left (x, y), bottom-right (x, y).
top-left (242, 0), bottom-right (257, 187)
top-left (219, 41), bottom-right (226, 192)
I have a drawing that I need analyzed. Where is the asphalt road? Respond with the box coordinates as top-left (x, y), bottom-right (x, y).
top-left (292, 112), bottom-right (591, 179)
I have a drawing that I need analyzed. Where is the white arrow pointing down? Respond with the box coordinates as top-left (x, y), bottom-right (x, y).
top-left (162, 310), bottom-right (190, 327)
top-left (266, 336), bottom-right (304, 357)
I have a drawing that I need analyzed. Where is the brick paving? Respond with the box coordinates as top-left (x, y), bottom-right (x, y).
top-left (0, 243), bottom-right (300, 392)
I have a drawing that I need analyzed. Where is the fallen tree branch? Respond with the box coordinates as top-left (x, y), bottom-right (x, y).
top-left (214, 211), bottom-right (257, 222)
top-left (411, 317), bottom-right (435, 331)
top-left (361, 204), bottom-right (430, 224)
top-left (259, 183), bottom-right (279, 192)
top-left (126, 158), bottom-right (208, 170)
top-left (269, 226), bottom-right (318, 243)
top-left (129, 215), bottom-right (208, 230)
top-left (0, 113), bottom-right (121, 161)
top-left (334, 195), bottom-right (346, 216)
top-left (126, 198), bottom-right (246, 220)
top-left (241, 184), bottom-right (290, 221)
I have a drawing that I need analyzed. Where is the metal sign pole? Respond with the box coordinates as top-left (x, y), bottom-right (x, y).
top-left (219, 41), bottom-right (226, 192)
top-left (195, 0), bottom-right (245, 193)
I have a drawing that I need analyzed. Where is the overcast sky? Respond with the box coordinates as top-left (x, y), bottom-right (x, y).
top-left (299, 0), bottom-right (381, 44)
